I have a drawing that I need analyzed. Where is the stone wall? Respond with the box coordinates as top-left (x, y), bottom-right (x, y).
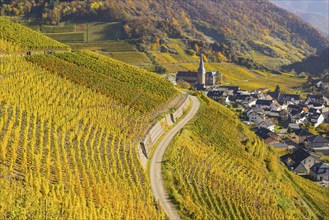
top-left (138, 95), bottom-right (190, 168)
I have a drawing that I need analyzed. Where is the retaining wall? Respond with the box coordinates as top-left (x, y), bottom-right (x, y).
top-left (138, 95), bottom-right (190, 168)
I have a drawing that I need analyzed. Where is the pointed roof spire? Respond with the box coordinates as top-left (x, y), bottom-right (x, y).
top-left (198, 50), bottom-right (205, 74)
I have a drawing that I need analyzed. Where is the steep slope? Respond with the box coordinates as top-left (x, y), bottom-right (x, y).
top-left (2, 0), bottom-right (329, 61)
top-left (282, 47), bottom-right (329, 76)
top-left (0, 17), bottom-right (69, 51)
top-left (26, 50), bottom-right (176, 113)
top-left (271, 0), bottom-right (329, 36)
top-left (0, 21), bottom-right (177, 218)
top-left (163, 95), bottom-right (329, 219)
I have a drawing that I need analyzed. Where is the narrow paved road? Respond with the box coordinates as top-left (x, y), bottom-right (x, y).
top-left (150, 95), bottom-right (200, 220)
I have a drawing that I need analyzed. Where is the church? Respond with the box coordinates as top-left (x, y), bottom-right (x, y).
top-left (176, 54), bottom-right (221, 88)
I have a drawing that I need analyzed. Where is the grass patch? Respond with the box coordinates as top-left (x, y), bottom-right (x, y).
top-left (231, 74), bottom-right (306, 92)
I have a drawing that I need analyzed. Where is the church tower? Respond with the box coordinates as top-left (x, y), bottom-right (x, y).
top-left (198, 53), bottom-right (206, 85)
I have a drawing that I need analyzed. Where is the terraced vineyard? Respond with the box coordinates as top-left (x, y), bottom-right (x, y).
top-left (163, 96), bottom-right (329, 219)
top-left (0, 53), bottom-right (173, 218)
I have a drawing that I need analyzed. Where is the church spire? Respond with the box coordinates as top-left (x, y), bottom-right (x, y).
top-left (198, 51), bottom-right (206, 85)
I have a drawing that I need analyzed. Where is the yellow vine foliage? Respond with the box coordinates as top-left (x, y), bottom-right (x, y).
top-left (163, 97), bottom-right (329, 219)
top-left (0, 54), bottom-right (166, 218)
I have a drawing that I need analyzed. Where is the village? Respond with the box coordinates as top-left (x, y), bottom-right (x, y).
top-left (176, 54), bottom-right (329, 186)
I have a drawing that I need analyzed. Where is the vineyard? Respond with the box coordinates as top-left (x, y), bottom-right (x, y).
top-left (0, 39), bottom-right (21, 53)
top-left (44, 32), bottom-right (85, 43)
top-left (163, 96), bottom-right (329, 219)
top-left (0, 18), bottom-right (69, 51)
top-left (26, 50), bottom-right (177, 113)
top-left (0, 52), bottom-right (173, 218)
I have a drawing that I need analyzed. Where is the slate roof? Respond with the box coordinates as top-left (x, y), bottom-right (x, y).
top-left (267, 92), bottom-right (280, 100)
top-left (280, 148), bottom-right (319, 169)
top-left (308, 94), bottom-right (324, 100)
top-left (306, 135), bottom-right (329, 143)
top-left (259, 119), bottom-right (274, 127)
top-left (217, 86), bottom-right (240, 92)
top-left (294, 129), bottom-right (313, 137)
top-left (281, 94), bottom-right (301, 100)
top-left (255, 127), bottom-right (272, 139)
top-left (177, 71), bottom-right (197, 77)
top-left (235, 94), bottom-right (251, 100)
top-left (310, 162), bottom-right (329, 175)
top-left (207, 91), bottom-right (224, 97)
top-left (256, 100), bottom-right (273, 106)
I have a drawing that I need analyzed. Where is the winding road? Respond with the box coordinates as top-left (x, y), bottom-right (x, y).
top-left (150, 95), bottom-right (200, 220)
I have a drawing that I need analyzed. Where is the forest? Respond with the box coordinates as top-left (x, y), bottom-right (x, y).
top-left (1, 0), bottom-right (328, 61)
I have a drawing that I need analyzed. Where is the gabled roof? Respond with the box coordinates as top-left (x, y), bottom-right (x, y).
top-left (310, 162), bottom-right (329, 175)
top-left (255, 127), bottom-right (272, 139)
top-left (281, 94), bottom-right (301, 100)
top-left (267, 92), bottom-right (280, 100)
top-left (235, 94), bottom-right (251, 100)
top-left (256, 99), bottom-right (273, 106)
top-left (177, 71), bottom-right (197, 77)
top-left (308, 94), bottom-right (324, 99)
top-left (306, 135), bottom-right (329, 143)
top-left (280, 148), bottom-right (319, 169)
top-left (217, 86), bottom-right (240, 92)
top-left (259, 119), bottom-right (274, 127)
top-left (207, 91), bottom-right (224, 97)
top-left (294, 129), bottom-right (313, 137)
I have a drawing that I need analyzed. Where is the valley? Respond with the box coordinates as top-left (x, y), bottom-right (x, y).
top-left (0, 0), bottom-right (329, 219)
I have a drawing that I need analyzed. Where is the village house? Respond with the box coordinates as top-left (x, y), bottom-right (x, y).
top-left (216, 86), bottom-right (240, 94)
top-left (290, 129), bottom-right (313, 144)
top-left (206, 91), bottom-right (224, 102)
top-left (258, 119), bottom-right (275, 132)
top-left (307, 94), bottom-right (329, 105)
top-left (305, 135), bottom-right (329, 155)
top-left (279, 109), bottom-right (289, 121)
top-left (242, 97), bottom-right (257, 108)
top-left (255, 127), bottom-right (282, 145)
top-left (247, 109), bottom-right (266, 124)
top-left (280, 148), bottom-right (320, 175)
top-left (280, 94), bottom-right (301, 104)
top-left (310, 162), bottom-right (329, 181)
top-left (310, 113), bottom-right (325, 127)
top-left (255, 99), bottom-right (273, 109)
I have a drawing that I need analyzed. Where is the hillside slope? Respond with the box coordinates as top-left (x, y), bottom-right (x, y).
top-left (163, 95), bottom-right (329, 219)
top-left (282, 47), bottom-right (329, 76)
top-left (2, 0), bottom-right (329, 61)
top-left (0, 20), bottom-right (178, 218)
top-left (271, 0), bottom-right (329, 36)
top-left (0, 17), bottom-right (69, 51)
